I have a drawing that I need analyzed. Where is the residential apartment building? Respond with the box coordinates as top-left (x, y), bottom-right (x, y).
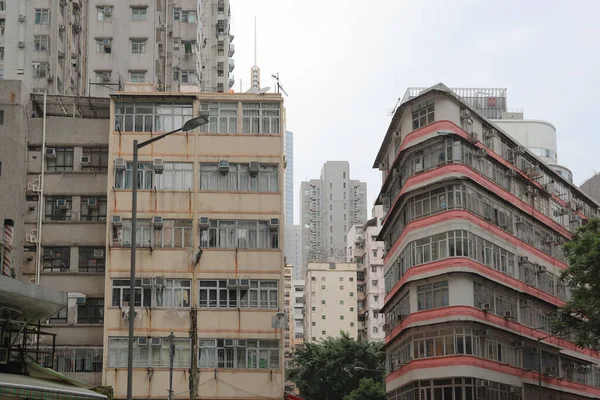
top-left (285, 225), bottom-right (302, 279)
top-left (300, 161), bottom-right (367, 277)
top-left (284, 130), bottom-right (294, 224)
top-left (283, 265), bottom-right (295, 394)
top-left (104, 89), bottom-right (285, 399)
top-left (580, 173), bottom-right (600, 204)
top-left (304, 262), bottom-right (357, 342)
top-left (0, 0), bottom-right (87, 95)
top-left (346, 205), bottom-right (385, 342)
top-left (292, 279), bottom-right (305, 346)
top-left (375, 83), bottom-right (600, 399)
top-left (0, 80), bottom-right (109, 386)
top-left (199, 0), bottom-right (235, 92)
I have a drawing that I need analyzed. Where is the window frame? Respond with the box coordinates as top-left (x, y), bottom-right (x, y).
top-left (46, 147), bottom-right (74, 171)
top-left (35, 9), bottom-right (50, 24)
top-left (77, 298), bottom-right (104, 324)
top-left (78, 247), bottom-right (106, 273)
top-left (42, 247), bottom-right (71, 272)
top-left (131, 7), bottom-right (147, 21)
top-left (199, 279), bottom-right (278, 309)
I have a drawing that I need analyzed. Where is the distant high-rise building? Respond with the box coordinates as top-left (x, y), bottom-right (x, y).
top-left (285, 225), bottom-right (302, 279)
top-left (580, 173), bottom-right (600, 204)
top-left (200, 0), bottom-right (235, 92)
top-left (304, 262), bottom-right (358, 342)
top-left (299, 161), bottom-right (367, 277)
top-left (346, 205), bottom-right (385, 342)
top-left (284, 131), bottom-right (294, 225)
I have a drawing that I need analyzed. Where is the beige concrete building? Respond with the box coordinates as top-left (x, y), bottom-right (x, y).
top-left (104, 89), bottom-right (285, 399)
top-left (0, 80), bottom-right (110, 387)
top-left (304, 262), bottom-right (357, 342)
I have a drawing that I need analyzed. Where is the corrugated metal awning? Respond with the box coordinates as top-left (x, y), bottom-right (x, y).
top-left (0, 372), bottom-right (106, 400)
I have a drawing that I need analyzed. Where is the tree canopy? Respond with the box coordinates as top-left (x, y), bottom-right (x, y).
top-left (552, 218), bottom-right (600, 348)
top-left (286, 332), bottom-right (385, 400)
top-left (343, 378), bottom-right (386, 400)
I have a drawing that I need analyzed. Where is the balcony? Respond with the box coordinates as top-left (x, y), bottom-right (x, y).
top-left (229, 75), bottom-right (235, 89)
top-left (229, 43), bottom-right (235, 57)
top-left (228, 59), bottom-right (235, 72)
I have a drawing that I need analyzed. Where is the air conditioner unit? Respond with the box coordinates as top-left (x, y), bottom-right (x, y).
top-left (42, 249), bottom-right (54, 260)
top-left (382, 323), bottom-right (392, 331)
top-left (18, 41), bottom-right (25, 48)
top-left (536, 265), bottom-right (547, 274)
top-left (480, 303), bottom-right (492, 311)
top-left (218, 160), bottom-right (230, 172)
top-left (150, 337), bottom-right (162, 347)
top-left (101, 72), bottom-right (110, 82)
top-left (18, 14), bottom-right (26, 22)
top-left (224, 339), bottom-right (234, 347)
top-left (153, 158), bottom-right (164, 174)
top-left (152, 216), bottom-right (163, 229)
top-left (239, 279), bottom-right (250, 288)
top-left (521, 300), bottom-right (533, 308)
top-left (518, 256), bottom-right (528, 264)
top-left (0, 348), bottom-right (8, 364)
top-left (102, 39), bottom-right (111, 46)
top-left (93, 249), bottom-right (104, 258)
top-left (56, 199), bottom-right (68, 209)
top-left (249, 161), bottom-right (259, 174)
top-left (114, 158), bottom-right (126, 170)
top-left (269, 218), bottom-right (280, 230)
top-left (58, 51), bottom-right (65, 59)
top-left (104, 6), bottom-right (112, 15)
top-left (26, 234), bottom-right (36, 244)
top-left (47, 75), bottom-right (53, 82)
top-left (112, 215), bottom-right (122, 226)
top-left (513, 146), bottom-right (526, 155)
top-left (137, 337), bottom-right (148, 346)
top-left (154, 277), bottom-right (166, 288)
top-left (504, 310), bottom-right (514, 319)
top-left (45, 148), bottom-right (57, 158)
top-left (80, 155), bottom-right (91, 165)
top-left (526, 166), bottom-right (543, 178)
top-left (475, 148), bottom-right (487, 158)
top-left (199, 216), bottom-right (210, 229)
top-left (237, 339), bottom-right (247, 347)
top-left (141, 277), bottom-right (153, 287)
top-left (76, 296), bottom-right (87, 305)
top-left (87, 198), bottom-right (98, 208)
top-left (459, 109), bottom-right (471, 119)
top-left (227, 279), bottom-right (238, 288)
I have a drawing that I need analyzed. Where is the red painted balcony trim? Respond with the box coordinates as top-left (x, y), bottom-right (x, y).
top-left (382, 163), bottom-right (572, 240)
top-left (386, 355), bottom-right (600, 397)
top-left (384, 305), bottom-right (600, 360)
top-left (383, 257), bottom-right (565, 309)
top-left (383, 209), bottom-right (568, 272)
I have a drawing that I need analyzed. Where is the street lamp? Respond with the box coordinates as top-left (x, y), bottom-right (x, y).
top-left (126, 115), bottom-right (209, 400)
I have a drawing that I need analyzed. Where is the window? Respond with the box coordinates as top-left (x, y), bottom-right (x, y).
top-left (79, 247), bottom-right (105, 273)
top-left (111, 219), bottom-right (154, 248)
top-left (350, 292), bottom-right (354, 297)
top-left (321, 300), bottom-right (325, 304)
top-left (321, 285), bottom-right (325, 289)
top-left (374, 295), bottom-right (379, 302)
top-left (199, 280), bottom-right (278, 309)
top-left (97, 6), bottom-right (112, 21)
top-left (173, 8), bottom-right (180, 21)
top-left (349, 277), bottom-right (354, 282)
top-left (35, 9), bottom-right (50, 24)
top-left (311, 306), bottom-right (316, 311)
top-left (129, 71), bottom-right (146, 83)
top-left (46, 147), bottom-right (73, 171)
top-left (311, 322), bottom-right (316, 326)
top-left (157, 279), bottom-right (191, 307)
top-left (131, 39), bottom-right (146, 54)
top-left (181, 70), bottom-right (197, 84)
top-left (0, 46), bottom-right (3, 60)
top-left (49, 308), bottom-right (67, 324)
top-left (373, 327), bottom-right (378, 333)
top-left (80, 197), bottom-right (107, 221)
top-left (153, 220), bottom-right (193, 248)
top-left (200, 163), bottom-right (278, 192)
top-left (200, 220), bottom-right (279, 249)
top-left (40, 347), bottom-right (103, 373)
top-left (96, 38), bottom-right (112, 53)
top-left (109, 337), bottom-right (191, 368)
top-left (131, 7), bottom-right (147, 21)
top-left (0, 110), bottom-right (3, 124)
top-left (340, 300), bottom-right (344, 305)
top-left (42, 247), bottom-right (70, 272)
top-left (350, 322), bottom-right (355, 327)
top-left (95, 71), bottom-right (111, 83)
top-left (339, 285), bottom-right (343, 290)
top-left (34, 35), bottom-right (49, 51)
top-left (0, 2), bottom-right (4, 11)
top-left (114, 162), bottom-right (153, 189)
top-left (198, 339), bottom-right (279, 369)
top-left (371, 280), bottom-right (378, 287)
top-left (412, 99), bottom-right (434, 130)
top-left (33, 62), bottom-right (49, 78)
top-left (321, 330), bottom-right (326, 335)
top-left (340, 315), bottom-right (344, 320)
top-left (115, 101), bottom-right (194, 132)
top-left (339, 277), bottom-right (343, 281)
top-left (44, 197), bottom-right (72, 221)
top-left (77, 298), bottom-right (104, 324)
top-left (241, 103), bottom-right (281, 134)
top-left (372, 249), bottom-right (377, 258)
top-left (321, 315), bottom-right (326, 319)
top-left (82, 147), bottom-right (108, 171)
top-left (417, 281), bottom-right (449, 311)
top-left (199, 103), bottom-right (239, 133)
top-left (350, 307), bottom-right (354, 311)
top-left (111, 279), bottom-right (190, 308)
top-left (153, 163), bottom-right (193, 190)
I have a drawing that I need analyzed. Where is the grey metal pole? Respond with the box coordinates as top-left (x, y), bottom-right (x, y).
top-left (168, 332), bottom-right (175, 400)
top-left (126, 141), bottom-right (139, 400)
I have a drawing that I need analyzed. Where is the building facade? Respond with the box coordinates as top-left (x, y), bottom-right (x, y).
top-left (375, 83), bottom-right (600, 399)
top-left (346, 205), bottom-right (385, 342)
top-left (300, 161), bottom-right (367, 277)
top-left (284, 130), bottom-right (294, 225)
top-left (580, 173), bottom-right (600, 205)
top-left (304, 262), bottom-right (357, 342)
top-left (291, 279), bottom-right (305, 346)
top-left (285, 224), bottom-right (302, 279)
top-left (1, 0), bottom-right (87, 95)
top-left (0, 80), bottom-right (110, 387)
top-left (104, 90), bottom-right (285, 399)
top-left (199, 0), bottom-right (235, 92)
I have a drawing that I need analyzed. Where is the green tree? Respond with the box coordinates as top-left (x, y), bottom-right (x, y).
top-left (552, 218), bottom-right (600, 348)
top-left (343, 378), bottom-right (386, 400)
top-left (286, 332), bottom-right (385, 400)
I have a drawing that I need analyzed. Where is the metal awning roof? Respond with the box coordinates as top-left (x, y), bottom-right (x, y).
top-left (30, 94), bottom-right (110, 119)
top-left (0, 276), bottom-right (66, 322)
top-left (0, 373), bottom-right (106, 400)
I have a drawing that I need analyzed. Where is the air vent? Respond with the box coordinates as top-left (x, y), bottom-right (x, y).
top-left (45, 148), bottom-right (57, 158)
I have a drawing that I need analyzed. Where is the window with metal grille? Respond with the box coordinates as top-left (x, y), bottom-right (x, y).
top-left (42, 247), bottom-right (70, 272)
top-left (46, 147), bottom-right (73, 171)
top-left (77, 298), bottom-right (104, 324)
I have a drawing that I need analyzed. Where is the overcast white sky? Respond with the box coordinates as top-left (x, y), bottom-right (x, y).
top-left (230, 0), bottom-right (600, 224)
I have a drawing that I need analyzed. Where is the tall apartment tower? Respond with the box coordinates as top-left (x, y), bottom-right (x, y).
top-left (300, 161), bottom-right (367, 277)
top-left (304, 262), bottom-right (358, 342)
top-left (199, 0), bottom-right (235, 92)
top-left (376, 83), bottom-right (600, 399)
top-left (284, 130), bottom-right (294, 224)
top-left (0, 0), bottom-right (87, 95)
top-left (346, 205), bottom-right (385, 342)
top-left (105, 90), bottom-right (285, 399)
top-left (0, 80), bottom-right (110, 386)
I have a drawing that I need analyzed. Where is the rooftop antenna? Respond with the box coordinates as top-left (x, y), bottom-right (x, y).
top-left (271, 73), bottom-right (288, 96)
top-left (254, 17), bottom-right (257, 66)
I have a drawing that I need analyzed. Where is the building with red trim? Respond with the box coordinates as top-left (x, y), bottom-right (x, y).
top-left (373, 83), bottom-right (600, 399)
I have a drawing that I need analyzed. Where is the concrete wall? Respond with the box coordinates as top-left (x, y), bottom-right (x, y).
top-left (580, 173), bottom-right (600, 205)
top-left (493, 119), bottom-right (558, 164)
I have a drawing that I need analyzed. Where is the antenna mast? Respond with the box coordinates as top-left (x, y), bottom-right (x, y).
top-left (254, 17), bottom-right (257, 66)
